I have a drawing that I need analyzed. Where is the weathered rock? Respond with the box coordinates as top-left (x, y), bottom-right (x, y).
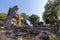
top-left (3, 6), bottom-right (28, 30)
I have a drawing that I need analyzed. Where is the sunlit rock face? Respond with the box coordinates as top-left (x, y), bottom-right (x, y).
top-left (3, 6), bottom-right (27, 30)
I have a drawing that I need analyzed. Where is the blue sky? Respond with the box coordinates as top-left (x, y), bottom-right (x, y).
top-left (0, 0), bottom-right (48, 21)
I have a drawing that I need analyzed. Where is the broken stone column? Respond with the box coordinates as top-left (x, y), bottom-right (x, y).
top-left (3, 5), bottom-right (28, 30)
top-left (3, 6), bottom-right (21, 30)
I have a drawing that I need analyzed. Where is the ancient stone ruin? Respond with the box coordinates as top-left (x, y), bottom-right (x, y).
top-left (0, 6), bottom-right (58, 40)
top-left (3, 6), bottom-right (28, 30)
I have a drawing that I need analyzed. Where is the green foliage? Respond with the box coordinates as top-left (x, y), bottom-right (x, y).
top-left (43, 9), bottom-right (57, 24)
top-left (29, 14), bottom-right (40, 26)
top-left (43, 0), bottom-right (60, 31)
top-left (21, 13), bottom-right (29, 20)
top-left (0, 13), bottom-right (6, 26)
top-left (57, 10), bottom-right (60, 16)
top-left (43, 0), bottom-right (58, 24)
